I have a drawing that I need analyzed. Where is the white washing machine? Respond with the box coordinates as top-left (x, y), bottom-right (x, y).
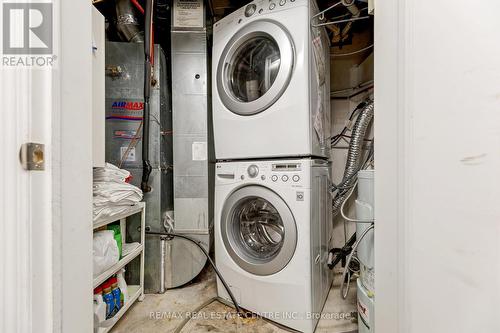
top-left (212, 0), bottom-right (330, 160)
top-left (215, 159), bottom-right (332, 333)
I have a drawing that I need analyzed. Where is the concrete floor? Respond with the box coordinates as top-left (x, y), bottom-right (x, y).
top-left (111, 266), bottom-right (358, 333)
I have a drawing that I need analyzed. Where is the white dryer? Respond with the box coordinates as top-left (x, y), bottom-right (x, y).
top-left (212, 0), bottom-right (330, 160)
top-left (215, 159), bottom-right (332, 333)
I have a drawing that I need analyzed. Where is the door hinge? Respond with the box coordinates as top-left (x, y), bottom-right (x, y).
top-left (19, 143), bottom-right (45, 171)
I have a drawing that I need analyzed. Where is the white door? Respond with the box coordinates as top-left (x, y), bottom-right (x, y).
top-left (1, 1), bottom-right (93, 332)
top-left (216, 20), bottom-right (294, 115)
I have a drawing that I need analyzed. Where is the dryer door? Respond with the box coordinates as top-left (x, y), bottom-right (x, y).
top-left (221, 185), bottom-right (297, 275)
top-left (217, 20), bottom-right (294, 116)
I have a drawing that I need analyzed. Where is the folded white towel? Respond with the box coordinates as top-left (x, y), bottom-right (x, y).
top-left (93, 163), bottom-right (131, 183)
top-left (93, 163), bottom-right (143, 221)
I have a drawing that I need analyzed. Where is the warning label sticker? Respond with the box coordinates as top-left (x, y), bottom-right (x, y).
top-left (120, 147), bottom-right (136, 162)
top-left (173, 0), bottom-right (204, 28)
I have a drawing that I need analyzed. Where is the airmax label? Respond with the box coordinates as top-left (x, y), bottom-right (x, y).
top-left (111, 101), bottom-right (144, 111)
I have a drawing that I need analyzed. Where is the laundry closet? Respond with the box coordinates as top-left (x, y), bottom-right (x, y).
top-left (3, 1), bottom-right (500, 333)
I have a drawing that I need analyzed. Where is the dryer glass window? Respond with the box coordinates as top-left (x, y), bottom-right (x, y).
top-left (229, 36), bottom-right (281, 103)
top-left (232, 197), bottom-right (285, 261)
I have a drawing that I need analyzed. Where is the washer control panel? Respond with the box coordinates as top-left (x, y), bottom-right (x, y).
top-left (216, 160), bottom-right (310, 188)
top-left (270, 162), bottom-right (302, 184)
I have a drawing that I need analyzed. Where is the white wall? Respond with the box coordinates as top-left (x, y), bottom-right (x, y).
top-left (375, 1), bottom-right (500, 332)
top-left (52, 1), bottom-right (93, 332)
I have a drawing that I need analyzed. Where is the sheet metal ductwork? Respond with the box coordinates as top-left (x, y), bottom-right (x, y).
top-left (115, 0), bottom-right (144, 43)
top-left (333, 100), bottom-right (374, 216)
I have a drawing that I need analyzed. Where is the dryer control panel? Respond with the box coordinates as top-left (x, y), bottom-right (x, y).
top-left (213, 0), bottom-right (306, 33)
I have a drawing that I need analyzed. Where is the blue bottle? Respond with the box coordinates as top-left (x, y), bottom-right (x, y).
top-left (110, 277), bottom-right (122, 313)
top-left (102, 283), bottom-right (115, 319)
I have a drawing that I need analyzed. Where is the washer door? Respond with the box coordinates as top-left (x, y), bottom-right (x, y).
top-left (217, 20), bottom-right (294, 116)
top-left (221, 185), bottom-right (297, 275)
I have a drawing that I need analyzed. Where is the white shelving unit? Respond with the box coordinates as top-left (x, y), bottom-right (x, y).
top-left (93, 202), bottom-right (145, 332)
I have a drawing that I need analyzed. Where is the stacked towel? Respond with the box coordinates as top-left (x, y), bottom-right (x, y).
top-left (93, 163), bottom-right (143, 221)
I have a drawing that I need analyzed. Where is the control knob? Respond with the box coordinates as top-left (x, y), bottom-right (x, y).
top-left (247, 165), bottom-right (259, 178)
top-left (245, 4), bottom-right (257, 17)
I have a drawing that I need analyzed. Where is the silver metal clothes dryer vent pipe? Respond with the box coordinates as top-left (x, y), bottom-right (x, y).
top-left (115, 0), bottom-right (145, 43)
top-left (333, 100), bottom-right (374, 216)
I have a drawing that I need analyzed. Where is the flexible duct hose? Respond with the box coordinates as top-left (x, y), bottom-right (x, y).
top-left (332, 100), bottom-right (374, 216)
top-left (115, 0), bottom-right (144, 43)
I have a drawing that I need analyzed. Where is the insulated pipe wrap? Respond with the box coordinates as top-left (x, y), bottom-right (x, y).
top-left (141, 0), bottom-right (154, 192)
top-left (333, 100), bottom-right (374, 216)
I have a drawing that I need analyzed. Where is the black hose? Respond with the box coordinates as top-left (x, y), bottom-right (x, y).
top-left (146, 231), bottom-right (244, 316)
top-left (141, 0), bottom-right (153, 193)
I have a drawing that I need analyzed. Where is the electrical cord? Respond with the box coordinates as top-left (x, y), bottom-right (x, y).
top-left (339, 181), bottom-right (374, 223)
top-left (340, 224), bottom-right (374, 299)
top-left (145, 231), bottom-right (244, 316)
top-left (330, 100), bottom-right (367, 147)
top-left (331, 44), bottom-right (373, 57)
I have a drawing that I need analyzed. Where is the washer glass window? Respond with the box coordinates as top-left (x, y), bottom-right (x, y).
top-left (232, 197), bottom-right (284, 260)
top-left (221, 185), bottom-right (297, 275)
top-left (229, 35), bottom-right (281, 103)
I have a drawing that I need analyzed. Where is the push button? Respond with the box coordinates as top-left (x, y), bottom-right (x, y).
top-left (280, 0), bottom-right (286, 5)
top-left (282, 175), bottom-right (289, 182)
top-left (292, 175), bottom-right (300, 182)
top-left (269, 3), bottom-right (276, 10)
top-left (271, 175), bottom-right (278, 182)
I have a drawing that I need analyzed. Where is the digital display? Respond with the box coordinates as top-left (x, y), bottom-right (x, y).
top-left (272, 163), bottom-right (301, 171)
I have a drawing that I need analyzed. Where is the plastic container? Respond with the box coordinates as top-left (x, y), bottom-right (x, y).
top-left (94, 287), bottom-right (106, 333)
top-left (93, 287), bottom-right (106, 333)
top-left (107, 224), bottom-right (122, 258)
top-left (357, 279), bottom-right (375, 333)
top-left (355, 169), bottom-right (375, 294)
top-left (110, 277), bottom-right (121, 312)
top-left (102, 282), bottom-right (116, 319)
top-left (357, 169), bottom-right (374, 208)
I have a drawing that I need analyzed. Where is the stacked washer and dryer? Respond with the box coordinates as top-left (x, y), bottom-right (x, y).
top-left (212, 0), bottom-right (332, 332)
